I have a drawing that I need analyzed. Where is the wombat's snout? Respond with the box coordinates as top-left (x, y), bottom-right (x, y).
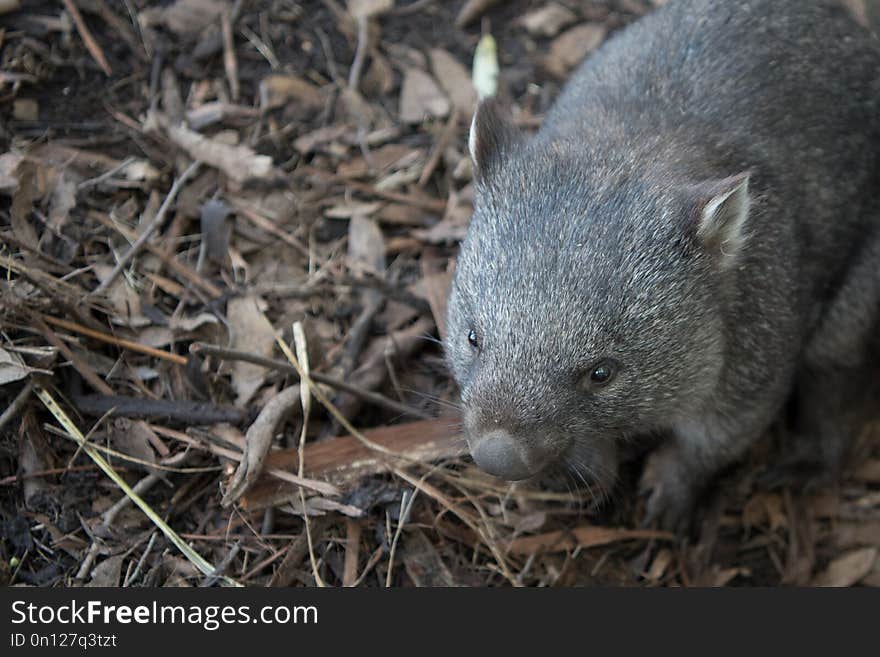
top-left (470, 429), bottom-right (545, 481)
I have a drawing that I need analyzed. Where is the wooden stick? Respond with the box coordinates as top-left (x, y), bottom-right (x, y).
top-left (35, 316), bottom-right (114, 394)
top-left (221, 8), bottom-right (240, 100)
top-left (241, 417), bottom-right (465, 509)
top-left (93, 161), bottom-right (201, 295)
top-left (88, 210), bottom-right (223, 298)
top-left (61, 0), bottom-right (113, 76)
top-left (190, 342), bottom-right (432, 420)
top-left (41, 314), bottom-right (188, 365)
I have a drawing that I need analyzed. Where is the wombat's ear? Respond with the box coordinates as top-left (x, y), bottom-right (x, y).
top-left (690, 173), bottom-right (750, 263)
top-left (468, 98), bottom-right (521, 180)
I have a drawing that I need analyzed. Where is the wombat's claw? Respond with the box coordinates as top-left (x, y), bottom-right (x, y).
top-left (639, 449), bottom-right (695, 534)
top-left (640, 484), bottom-right (694, 534)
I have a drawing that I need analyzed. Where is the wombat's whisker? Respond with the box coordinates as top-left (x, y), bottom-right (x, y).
top-left (415, 333), bottom-right (443, 346)
top-left (566, 453), bottom-right (613, 509)
top-left (562, 465), bottom-right (588, 512)
top-left (400, 388), bottom-right (462, 413)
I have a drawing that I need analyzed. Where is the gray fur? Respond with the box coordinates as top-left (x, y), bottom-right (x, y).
top-left (445, 0), bottom-right (880, 530)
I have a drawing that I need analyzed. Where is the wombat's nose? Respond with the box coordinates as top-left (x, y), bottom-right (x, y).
top-left (470, 430), bottom-right (534, 481)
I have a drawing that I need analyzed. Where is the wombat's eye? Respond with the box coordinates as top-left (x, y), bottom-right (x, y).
top-left (467, 328), bottom-right (480, 350)
top-left (582, 360), bottom-right (616, 388)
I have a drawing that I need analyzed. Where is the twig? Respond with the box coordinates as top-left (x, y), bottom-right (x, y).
top-left (392, 0), bottom-right (437, 15)
top-left (36, 387), bottom-right (240, 586)
top-left (0, 379), bottom-right (35, 433)
top-left (43, 425), bottom-right (221, 474)
top-left (41, 314), bottom-right (188, 365)
top-left (271, 329), bottom-right (404, 461)
top-left (147, 424), bottom-right (339, 496)
top-left (347, 14), bottom-right (369, 92)
top-left (123, 531), bottom-right (157, 586)
top-left (92, 161), bottom-right (201, 296)
top-left (393, 466), bottom-right (519, 586)
top-left (34, 315), bottom-right (113, 395)
top-left (76, 472), bottom-right (161, 581)
top-left (88, 0), bottom-right (148, 63)
top-left (222, 385), bottom-right (302, 505)
top-left (0, 465), bottom-right (101, 486)
top-left (0, 231), bottom-right (76, 274)
top-left (88, 210), bottom-right (223, 299)
top-left (342, 272), bottom-right (433, 314)
top-left (200, 542), bottom-right (241, 587)
top-left (190, 342), bottom-right (431, 419)
top-left (293, 322), bottom-right (325, 587)
top-left (337, 297), bottom-right (381, 378)
top-left (62, 0), bottom-right (113, 76)
top-left (455, 0), bottom-right (503, 28)
top-left (240, 24), bottom-right (280, 69)
top-left (77, 156), bottom-right (136, 191)
top-left (71, 393), bottom-right (247, 425)
top-left (300, 165), bottom-right (447, 212)
top-left (221, 8), bottom-right (240, 101)
top-left (342, 519), bottom-right (362, 586)
top-left (418, 109), bottom-right (459, 187)
top-left (385, 486), bottom-right (420, 587)
top-left (268, 517), bottom-right (331, 586)
top-left (240, 417), bottom-right (464, 508)
top-left (229, 200), bottom-right (310, 258)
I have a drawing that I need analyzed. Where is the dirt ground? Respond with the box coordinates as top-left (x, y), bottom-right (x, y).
top-left (1, 0), bottom-right (879, 587)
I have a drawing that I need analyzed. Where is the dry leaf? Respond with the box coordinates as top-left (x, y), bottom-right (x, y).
top-left (413, 256), bottom-right (454, 341)
top-left (812, 548), bottom-right (878, 587)
top-left (399, 68), bottom-right (450, 124)
top-left (348, 215), bottom-right (386, 275)
top-left (363, 50), bottom-right (395, 96)
top-left (121, 159), bottom-right (161, 184)
top-left (293, 124), bottom-right (350, 155)
top-left (0, 152), bottom-right (23, 195)
top-left (10, 159), bottom-right (41, 248)
top-left (545, 23), bottom-right (607, 77)
top-left (430, 49), bottom-right (477, 115)
top-left (412, 193), bottom-right (471, 244)
top-left (347, 0), bottom-right (393, 18)
top-left (646, 548), bottom-right (673, 582)
top-left (337, 143), bottom-right (416, 178)
top-left (87, 555), bottom-right (125, 587)
top-left (92, 264), bottom-right (148, 327)
top-left (259, 74), bottom-right (324, 110)
top-left (456, 0), bottom-right (503, 28)
top-left (168, 123), bottom-right (274, 182)
top-left (227, 296), bottom-right (276, 406)
top-left (325, 201), bottom-right (383, 219)
top-left (13, 98), bottom-right (38, 121)
top-left (403, 529), bottom-right (459, 587)
top-left (520, 3), bottom-right (578, 37)
top-left (200, 199), bottom-right (233, 264)
top-left (19, 432), bottom-right (52, 507)
top-left (141, 0), bottom-right (225, 36)
top-left (0, 347), bottom-right (36, 386)
top-left (110, 418), bottom-right (159, 475)
top-left (513, 512), bottom-right (547, 535)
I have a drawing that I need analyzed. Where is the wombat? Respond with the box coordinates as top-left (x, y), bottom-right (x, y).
top-left (445, 0), bottom-right (880, 530)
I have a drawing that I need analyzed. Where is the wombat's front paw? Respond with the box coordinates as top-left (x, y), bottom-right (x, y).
top-left (639, 445), bottom-right (697, 534)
